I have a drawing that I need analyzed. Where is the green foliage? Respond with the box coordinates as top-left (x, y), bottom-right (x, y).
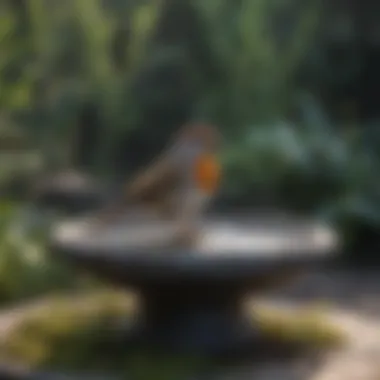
top-left (222, 116), bottom-right (380, 252)
top-left (0, 0), bottom-right (163, 172)
top-left (223, 120), bottom-right (342, 206)
top-left (196, 0), bottom-right (321, 129)
top-left (0, 202), bottom-right (81, 304)
top-left (0, 0), bottom-right (324, 169)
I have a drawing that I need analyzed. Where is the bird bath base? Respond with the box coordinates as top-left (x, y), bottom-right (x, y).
top-left (122, 273), bottom-right (302, 356)
top-left (51, 214), bottom-right (337, 355)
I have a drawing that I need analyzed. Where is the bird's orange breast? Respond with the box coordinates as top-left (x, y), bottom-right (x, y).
top-left (193, 154), bottom-right (221, 194)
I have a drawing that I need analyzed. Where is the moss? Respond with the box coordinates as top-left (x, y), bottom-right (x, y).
top-left (0, 292), bottom-right (347, 376)
top-left (0, 290), bottom-right (134, 371)
top-left (253, 303), bottom-right (347, 348)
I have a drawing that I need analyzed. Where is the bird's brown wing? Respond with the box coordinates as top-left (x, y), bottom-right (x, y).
top-left (124, 155), bottom-right (180, 213)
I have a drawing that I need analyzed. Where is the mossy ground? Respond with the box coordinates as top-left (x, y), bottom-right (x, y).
top-left (0, 291), bottom-right (347, 378)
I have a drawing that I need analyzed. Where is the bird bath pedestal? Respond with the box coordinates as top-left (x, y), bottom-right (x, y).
top-left (51, 214), bottom-right (338, 355)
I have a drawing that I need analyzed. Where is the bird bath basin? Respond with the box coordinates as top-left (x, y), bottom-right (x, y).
top-left (50, 214), bottom-right (338, 355)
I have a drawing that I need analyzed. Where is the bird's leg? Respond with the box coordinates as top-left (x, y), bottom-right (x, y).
top-left (172, 190), bottom-right (210, 248)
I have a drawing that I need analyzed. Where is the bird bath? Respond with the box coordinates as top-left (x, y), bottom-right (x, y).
top-left (50, 214), bottom-right (338, 355)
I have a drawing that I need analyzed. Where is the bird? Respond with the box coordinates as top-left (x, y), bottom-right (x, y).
top-left (94, 122), bottom-right (222, 247)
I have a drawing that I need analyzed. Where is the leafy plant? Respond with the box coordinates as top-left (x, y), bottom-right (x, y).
top-left (195, 0), bottom-right (321, 130)
top-left (0, 202), bottom-right (80, 304)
